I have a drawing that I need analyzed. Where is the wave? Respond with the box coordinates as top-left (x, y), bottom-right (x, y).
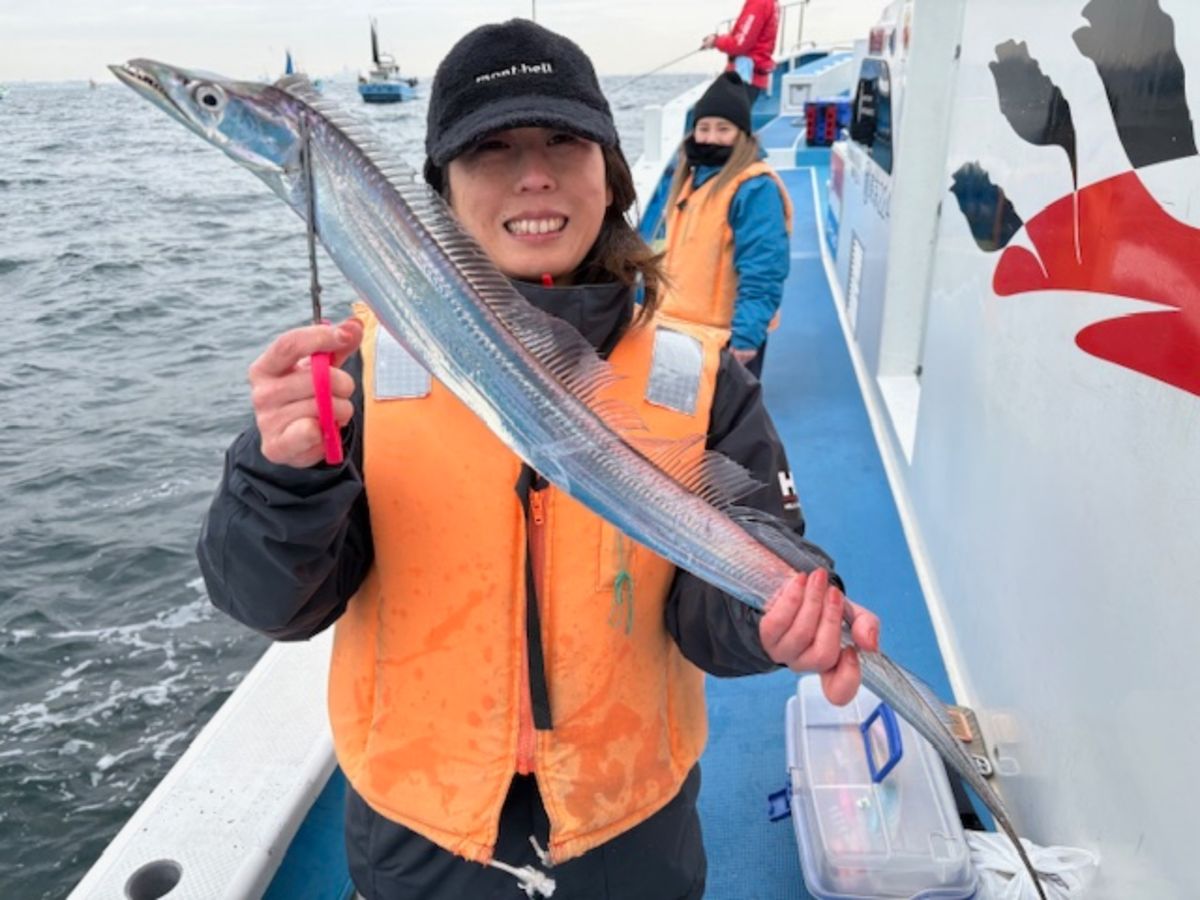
top-left (0, 177), bottom-right (50, 188)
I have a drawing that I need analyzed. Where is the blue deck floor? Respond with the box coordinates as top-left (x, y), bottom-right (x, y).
top-left (696, 166), bottom-right (955, 900)
top-left (756, 112), bottom-right (804, 152)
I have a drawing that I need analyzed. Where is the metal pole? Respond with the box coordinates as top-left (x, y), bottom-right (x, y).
top-left (796, 0), bottom-right (807, 50)
top-left (299, 114), bottom-right (323, 327)
top-left (531, 0), bottom-right (536, 22)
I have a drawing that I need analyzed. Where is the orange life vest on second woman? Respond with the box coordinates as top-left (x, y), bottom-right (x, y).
top-left (329, 307), bottom-right (727, 865)
top-left (659, 160), bottom-right (793, 333)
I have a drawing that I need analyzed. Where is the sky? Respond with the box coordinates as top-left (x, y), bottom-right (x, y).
top-left (0, 0), bottom-right (885, 83)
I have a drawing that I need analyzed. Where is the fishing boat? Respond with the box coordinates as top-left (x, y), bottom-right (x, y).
top-left (357, 18), bottom-right (417, 104)
top-left (283, 49), bottom-right (322, 91)
top-left (68, 1), bottom-right (1198, 897)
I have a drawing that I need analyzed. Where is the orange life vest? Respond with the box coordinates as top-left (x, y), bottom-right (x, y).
top-left (329, 306), bottom-right (727, 864)
top-left (659, 161), bottom-right (794, 335)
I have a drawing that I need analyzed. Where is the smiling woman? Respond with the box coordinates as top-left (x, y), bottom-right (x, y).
top-left (129, 16), bottom-right (877, 900)
top-left (420, 23), bottom-right (664, 302)
top-left (444, 127), bottom-right (611, 285)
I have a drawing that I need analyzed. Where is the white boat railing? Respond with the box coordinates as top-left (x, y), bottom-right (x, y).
top-left (630, 78), bottom-right (712, 213)
top-left (67, 631), bottom-right (336, 900)
top-left (715, 1), bottom-right (811, 55)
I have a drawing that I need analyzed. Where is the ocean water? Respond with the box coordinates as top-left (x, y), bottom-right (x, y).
top-left (0, 72), bottom-right (704, 899)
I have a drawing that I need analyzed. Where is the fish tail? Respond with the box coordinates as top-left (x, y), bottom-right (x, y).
top-left (861, 652), bottom-right (1047, 899)
top-left (990, 804), bottom-right (1048, 900)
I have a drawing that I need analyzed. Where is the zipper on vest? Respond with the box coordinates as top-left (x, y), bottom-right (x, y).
top-left (517, 484), bottom-right (546, 774)
top-left (515, 466), bottom-right (553, 775)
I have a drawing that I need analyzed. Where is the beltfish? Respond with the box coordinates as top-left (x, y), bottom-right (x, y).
top-left (110, 60), bottom-right (1047, 898)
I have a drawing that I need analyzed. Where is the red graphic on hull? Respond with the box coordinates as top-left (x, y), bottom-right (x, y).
top-left (994, 171), bottom-right (1200, 397)
top-left (950, 1), bottom-right (1200, 399)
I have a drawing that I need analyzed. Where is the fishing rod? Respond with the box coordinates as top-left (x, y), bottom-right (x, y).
top-left (609, 48), bottom-right (704, 97)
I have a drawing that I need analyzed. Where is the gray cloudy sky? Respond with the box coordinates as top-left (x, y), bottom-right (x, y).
top-left (1, 1), bottom-right (883, 82)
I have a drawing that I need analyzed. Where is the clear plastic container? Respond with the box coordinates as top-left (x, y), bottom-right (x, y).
top-left (786, 676), bottom-right (978, 899)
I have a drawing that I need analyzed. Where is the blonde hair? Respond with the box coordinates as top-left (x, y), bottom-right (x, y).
top-left (666, 130), bottom-right (761, 212)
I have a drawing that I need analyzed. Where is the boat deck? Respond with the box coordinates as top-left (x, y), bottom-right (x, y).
top-left (264, 131), bottom-right (959, 900)
top-left (696, 146), bottom-right (955, 898)
top-left (69, 111), bottom-right (960, 900)
top-left (262, 117), bottom-right (960, 900)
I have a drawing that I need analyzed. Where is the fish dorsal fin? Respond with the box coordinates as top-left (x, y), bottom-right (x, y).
top-left (274, 73), bottom-right (318, 96)
top-left (380, 179), bottom-right (622, 404)
top-left (274, 82), bottom-right (630, 423)
top-left (626, 435), bottom-right (763, 509)
top-left (726, 506), bottom-right (837, 573)
top-left (277, 77), bottom-right (415, 174)
top-left (887, 659), bottom-right (958, 731)
top-left (866, 651), bottom-right (958, 733)
top-left (590, 398), bottom-right (649, 434)
top-left (274, 88), bottom-right (648, 451)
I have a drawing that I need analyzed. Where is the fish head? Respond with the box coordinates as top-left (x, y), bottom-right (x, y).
top-left (109, 59), bottom-right (306, 201)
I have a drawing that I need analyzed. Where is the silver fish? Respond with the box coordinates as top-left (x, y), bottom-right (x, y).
top-left (111, 60), bottom-right (1047, 898)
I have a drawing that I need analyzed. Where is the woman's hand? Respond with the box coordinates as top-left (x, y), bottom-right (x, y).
top-left (247, 317), bottom-right (364, 468)
top-left (701, 33), bottom-right (717, 50)
top-left (759, 568), bottom-right (881, 706)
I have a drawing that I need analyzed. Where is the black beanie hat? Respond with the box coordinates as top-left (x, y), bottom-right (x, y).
top-left (424, 19), bottom-right (618, 171)
top-left (693, 71), bottom-right (752, 135)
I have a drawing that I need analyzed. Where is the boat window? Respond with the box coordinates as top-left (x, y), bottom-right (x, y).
top-left (849, 58), bottom-right (893, 174)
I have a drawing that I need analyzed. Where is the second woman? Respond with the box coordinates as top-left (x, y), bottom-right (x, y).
top-left (661, 71), bottom-right (791, 378)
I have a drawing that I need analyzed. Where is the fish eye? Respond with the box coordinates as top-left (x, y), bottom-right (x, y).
top-left (191, 83), bottom-right (227, 112)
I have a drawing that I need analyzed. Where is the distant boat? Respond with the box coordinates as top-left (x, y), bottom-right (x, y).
top-left (357, 18), bottom-right (417, 103)
top-left (88, 79), bottom-right (98, 90)
top-left (283, 48), bottom-right (322, 90)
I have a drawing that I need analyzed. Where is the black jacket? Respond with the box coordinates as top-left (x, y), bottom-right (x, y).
top-left (197, 279), bottom-right (837, 677)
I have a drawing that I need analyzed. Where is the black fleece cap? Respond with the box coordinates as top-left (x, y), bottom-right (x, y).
top-left (424, 19), bottom-right (618, 168)
top-left (693, 71), bottom-right (752, 135)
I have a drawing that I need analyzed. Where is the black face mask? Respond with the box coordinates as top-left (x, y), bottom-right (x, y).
top-left (684, 136), bottom-right (734, 169)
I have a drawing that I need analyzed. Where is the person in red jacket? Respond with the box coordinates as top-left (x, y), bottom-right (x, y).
top-left (702, 0), bottom-right (781, 106)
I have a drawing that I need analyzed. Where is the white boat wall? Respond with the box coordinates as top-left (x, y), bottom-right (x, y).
top-left (829, 0), bottom-right (1199, 895)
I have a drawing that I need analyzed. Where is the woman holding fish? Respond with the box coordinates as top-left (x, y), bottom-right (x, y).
top-left (195, 20), bottom-right (878, 900)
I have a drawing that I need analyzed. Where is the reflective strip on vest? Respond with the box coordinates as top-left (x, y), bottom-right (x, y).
top-left (646, 325), bottom-right (703, 415)
top-left (374, 328), bottom-right (431, 399)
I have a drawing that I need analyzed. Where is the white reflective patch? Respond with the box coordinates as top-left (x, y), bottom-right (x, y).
top-left (646, 327), bottom-right (702, 415)
top-left (374, 328), bottom-right (431, 399)
top-left (777, 470), bottom-right (797, 499)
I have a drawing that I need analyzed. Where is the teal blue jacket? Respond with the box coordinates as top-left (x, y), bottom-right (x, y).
top-left (693, 164), bottom-right (790, 350)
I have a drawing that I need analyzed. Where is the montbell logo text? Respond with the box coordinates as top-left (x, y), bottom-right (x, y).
top-left (475, 62), bottom-right (554, 84)
top-left (949, 0), bottom-right (1200, 399)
